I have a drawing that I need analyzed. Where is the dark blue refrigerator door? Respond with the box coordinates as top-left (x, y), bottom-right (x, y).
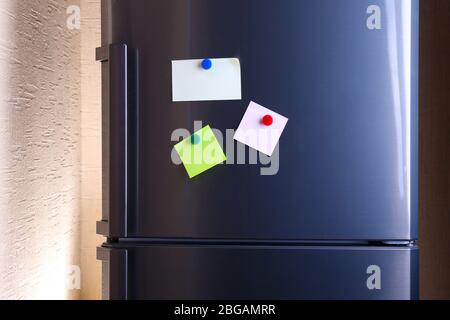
top-left (98, 0), bottom-right (419, 240)
top-left (98, 245), bottom-right (419, 300)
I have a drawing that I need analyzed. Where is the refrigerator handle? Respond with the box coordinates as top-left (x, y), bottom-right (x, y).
top-left (97, 247), bottom-right (128, 300)
top-left (96, 44), bottom-right (128, 238)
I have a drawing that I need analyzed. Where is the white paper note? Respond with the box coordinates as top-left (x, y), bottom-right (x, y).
top-left (172, 58), bottom-right (242, 102)
top-left (234, 101), bottom-right (289, 157)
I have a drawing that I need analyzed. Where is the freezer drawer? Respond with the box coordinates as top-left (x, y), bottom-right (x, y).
top-left (97, 244), bottom-right (418, 300)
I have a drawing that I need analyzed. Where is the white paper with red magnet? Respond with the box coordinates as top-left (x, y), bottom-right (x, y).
top-left (234, 101), bottom-right (289, 157)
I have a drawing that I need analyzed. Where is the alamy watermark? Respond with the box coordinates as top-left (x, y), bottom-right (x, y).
top-left (66, 5), bottom-right (81, 30)
top-left (171, 122), bottom-right (280, 176)
top-left (66, 265), bottom-right (81, 290)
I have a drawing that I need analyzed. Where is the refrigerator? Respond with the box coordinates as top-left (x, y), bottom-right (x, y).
top-left (96, 0), bottom-right (419, 300)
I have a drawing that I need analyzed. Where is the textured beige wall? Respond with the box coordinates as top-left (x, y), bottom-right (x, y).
top-left (0, 0), bottom-right (81, 299)
top-left (0, 0), bottom-right (103, 300)
top-left (79, 0), bottom-right (102, 300)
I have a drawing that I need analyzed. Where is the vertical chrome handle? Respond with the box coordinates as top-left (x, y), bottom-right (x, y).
top-left (96, 44), bottom-right (128, 238)
top-left (97, 247), bottom-right (128, 300)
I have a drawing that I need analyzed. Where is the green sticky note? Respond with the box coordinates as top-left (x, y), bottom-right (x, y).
top-left (175, 126), bottom-right (227, 179)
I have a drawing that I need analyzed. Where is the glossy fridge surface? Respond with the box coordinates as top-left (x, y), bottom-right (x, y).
top-left (103, 0), bottom-right (419, 240)
top-left (99, 244), bottom-right (419, 300)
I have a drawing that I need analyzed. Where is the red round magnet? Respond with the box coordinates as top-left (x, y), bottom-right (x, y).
top-left (262, 115), bottom-right (273, 126)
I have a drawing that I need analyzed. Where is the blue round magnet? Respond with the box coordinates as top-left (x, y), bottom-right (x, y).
top-left (201, 59), bottom-right (213, 70)
top-left (191, 134), bottom-right (201, 145)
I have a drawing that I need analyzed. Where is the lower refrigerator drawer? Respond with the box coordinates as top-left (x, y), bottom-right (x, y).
top-left (97, 244), bottom-right (418, 300)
